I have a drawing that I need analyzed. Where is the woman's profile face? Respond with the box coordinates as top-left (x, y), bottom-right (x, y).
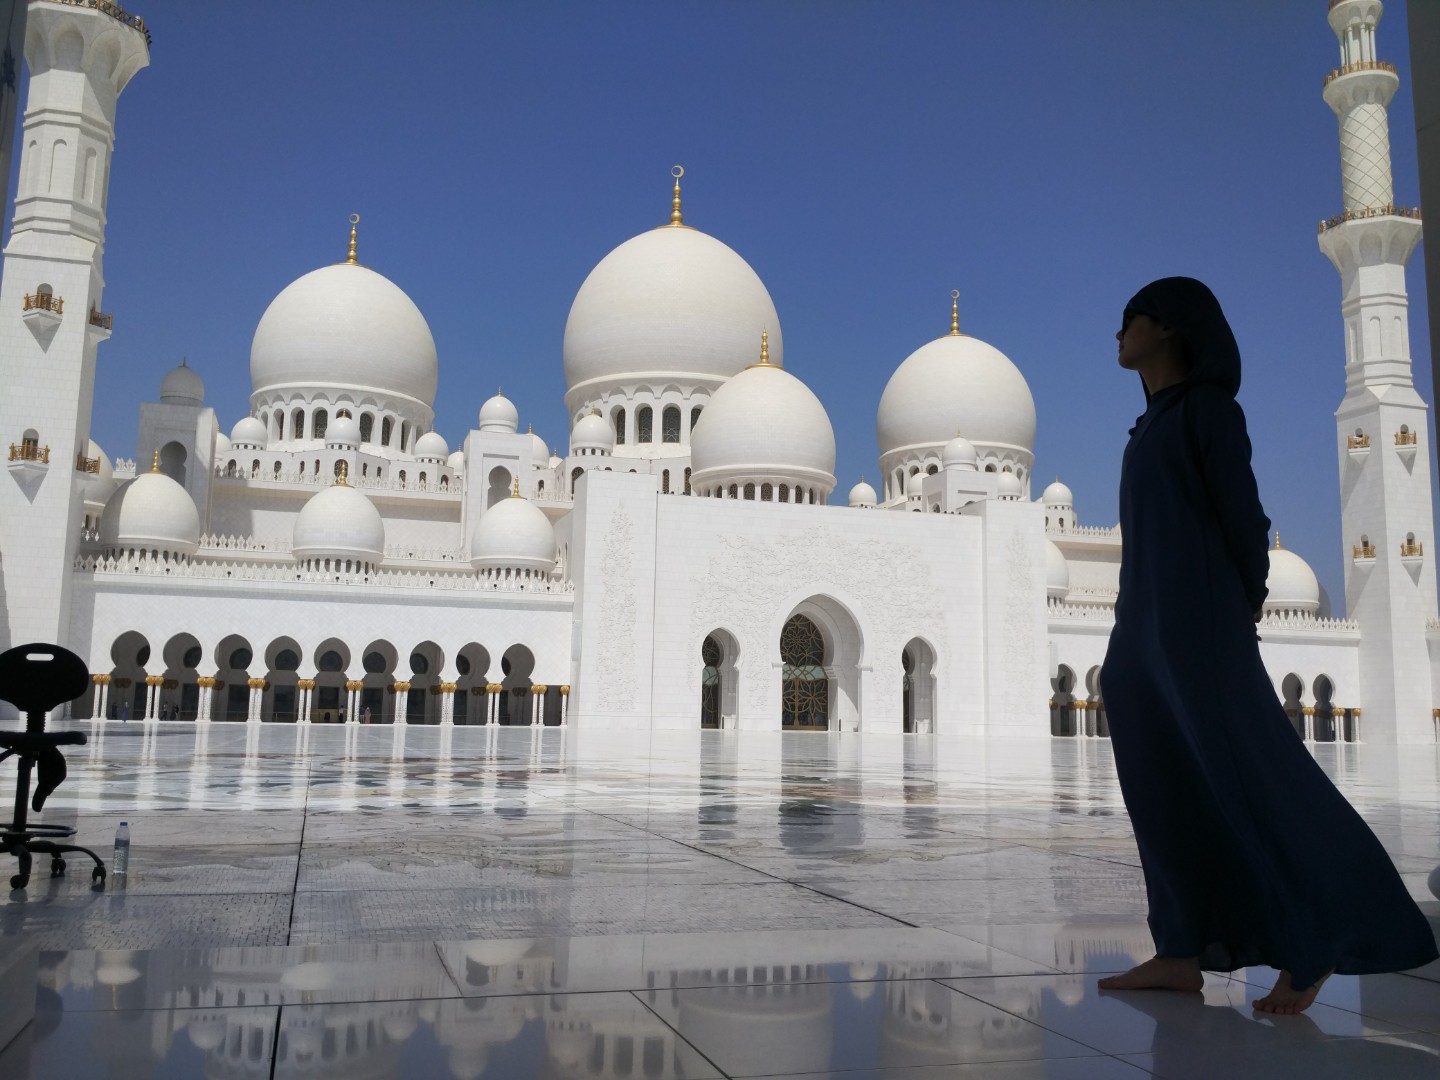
top-left (1116, 311), bottom-right (1169, 372)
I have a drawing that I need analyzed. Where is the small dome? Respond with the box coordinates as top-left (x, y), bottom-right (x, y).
top-left (479, 392), bottom-right (518, 433)
top-left (81, 439), bottom-right (116, 505)
top-left (526, 427), bottom-right (548, 463)
top-left (548, 450), bottom-right (563, 469)
top-left (996, 471), bottom-right (1023, 500)
top-left (98, 467), bottom-right (200, 556)
top-left (878, 333), bottom-right (1036, 458)
top-left (214, 432), bottom-right (232, 456)
top-left (941, 435), bottom-right (978, 470)
top-left (690, 351), bottom-right (835, 496)
top-left (469, 494), bottom-right (556, 574)
top-left (1042, 478), bottom-right (1074, 507)
top-left (414, 431), bottom-right (449, 460)
top-left (230, 416), bottom-right (268, 448)
top-left (563, 224), bottom-right (782, 397)
top-left (447, 450), bottom-right (465, 472)
top-left (571, 410), bottom-right (615, 453)
top-left (325, 414), bottom-right (361, 447)
top-left (1264, 540), bottom-right (1321, 614)
top-left (905, 471), bottom-right (926, 497)
top-left (293, 482), bottom-right (385, 564)
top-left (250, 262), bottom-right (438, 410)
top-left (1045, 541), bottom-right (1070, 600)
top-left (847, 479), bottom-right (877, 508)
top-left (159, 361), bottom-right (204, 406)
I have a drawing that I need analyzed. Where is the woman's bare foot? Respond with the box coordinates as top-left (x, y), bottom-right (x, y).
top-left (1252, 970), bottom-right (1332, 1014)
top-left (1097, 955), bottom-right (1203, 992)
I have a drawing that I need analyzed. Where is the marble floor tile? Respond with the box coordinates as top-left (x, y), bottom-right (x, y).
top-left (769, 1059), bottom-right (1153, 1080)
top-left (270, 992), bottom-right (724, 1079)
top-left (36, 941), bottom-right (461, 1012)
top-left (641, 978), bottom-right (1110, 1075)
top-left (938, 973), bottom-right (1415, 1057)
top-left (287, 881), bottom-right (901, 944)
top-left (1225, 968), bottom-right (1440, 1034)
top-left (434, 926), bottom-right (1055, 999)
top-left (811, 873), bottom-right (1149, 923)
top-left (1118, 1031), bottom-right (1440, 1080)
top-left (0, 890), bottom-right (294, 949)
top-left (934, 918), bottom-right (1156, 974)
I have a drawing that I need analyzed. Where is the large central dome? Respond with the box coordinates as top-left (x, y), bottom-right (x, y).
top-left (250, 262), bottom-right (438, 410)
top-left (562, 224), bottom-right (782, 402)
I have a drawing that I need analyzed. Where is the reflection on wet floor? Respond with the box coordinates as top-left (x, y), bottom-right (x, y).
top-left (0, 725), bottom-right (1436, 1077)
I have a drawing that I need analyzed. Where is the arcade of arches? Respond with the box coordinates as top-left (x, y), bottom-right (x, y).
top-left (83, 632), bottom-right (567, 726)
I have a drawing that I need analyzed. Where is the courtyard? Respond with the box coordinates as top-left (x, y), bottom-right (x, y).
top-left (0, 723), bottom-right (1437, 1078)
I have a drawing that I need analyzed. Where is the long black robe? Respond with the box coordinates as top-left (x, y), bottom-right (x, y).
top-left (1101, 285), bottom-right (1437, 992)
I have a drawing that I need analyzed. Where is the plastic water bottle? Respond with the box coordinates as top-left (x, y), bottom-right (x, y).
top-left (112, 821), bottom-right (130, 886)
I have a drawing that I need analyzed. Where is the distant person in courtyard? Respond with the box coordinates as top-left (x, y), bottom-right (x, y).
top-left (362, 706), bottom-right (371, 724)
top-left (1097, 277), bottom-right (1437, 1013)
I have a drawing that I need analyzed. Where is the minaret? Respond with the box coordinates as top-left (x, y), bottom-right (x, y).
top-left (1319, 0), bottom-right (1432, 744)
top-left (0, 1), bottom-right (149, 653)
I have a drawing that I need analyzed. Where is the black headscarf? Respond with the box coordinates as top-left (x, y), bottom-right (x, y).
top-left (1124, 277), bottom-right (1241, 399)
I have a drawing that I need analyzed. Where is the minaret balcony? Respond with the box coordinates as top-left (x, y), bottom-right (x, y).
top-left (1318, 204), bottom-right (1421, 235)
top-left (1346, 433), bottom-right (1371, 458)
top-left (21, 292), bottom-right (63, 333)
top-left (1401, 542), bottom-right (1424, 564)
top-left (1352, 543), bottom-right (1377, 564)
top-left (7, 441), bottom-right (51, 481)
top-left (88, 306), bottom-right (113, 339)
top-left (1394, 430), bottom-right (1418, 461)
top-left (1323, 59), bottom-right (1397, 89)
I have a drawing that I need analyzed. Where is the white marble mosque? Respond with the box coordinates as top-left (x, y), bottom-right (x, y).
top-left (1, 0), bottom-right (1435, 746)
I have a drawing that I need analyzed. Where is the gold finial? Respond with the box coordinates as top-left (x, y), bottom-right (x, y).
top-left (346, 214), bottom-right (360, 265)
top-left (336, 461), bottom-right (349, 486)
top-left (528, 423), bottom-right (533, 434)
top-left (669, 165), bottom-right (684, 226)
top-left (591, 407), bottom-right (600, 416)
top-left (512, 476), bottom-right (521, 498)
top-left (949, 290), bottom-right (961, 336)
top-left (759, 328), bottom-right (770, 365)
top-left (181, 356), bottom-right (187, 367)
top-left (150, 449), bottom-right (160, 473)
top-left (1274, 530), bottom-right (1281, 549)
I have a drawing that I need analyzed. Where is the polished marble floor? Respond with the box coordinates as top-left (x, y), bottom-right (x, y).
top-left (0, 723), bottom-right (1437, 1078)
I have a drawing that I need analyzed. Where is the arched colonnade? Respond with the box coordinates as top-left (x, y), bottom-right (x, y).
top-left (84, 632), bottom-right (568, 726)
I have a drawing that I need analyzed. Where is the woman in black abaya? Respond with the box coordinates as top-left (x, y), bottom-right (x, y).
top-left (1096, 277), bottom-right (1437, 1013)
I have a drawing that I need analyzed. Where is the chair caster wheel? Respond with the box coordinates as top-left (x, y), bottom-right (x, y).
top-left (50, 858), bottom-right (66, 877)
top-left (10, 873), bottom-right (28, 889)
top-left (91, 865), bottom-right (106, 884)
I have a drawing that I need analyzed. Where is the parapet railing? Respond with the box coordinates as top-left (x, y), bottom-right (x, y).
top-left (1323, 59), bottom-right (1397, 88)
top-left (1318, 204), bottom-right (1421, 234)
top-left (39, 0), bottom-right (151, 46)
top-left (8, 443), bottom-right (49, 463)
top-left (22, 292), bottom-right (62, 314)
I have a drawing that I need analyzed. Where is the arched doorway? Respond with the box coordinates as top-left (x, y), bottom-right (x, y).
top-left (216, 635), bottom-right (254, 721)
top-left (499, 644), bottom-right (535, 725)
top-left (162, 633), bottom-right (202, 721)
top-left (487, 466), bottom-right (512, 509)
top-left (264, 637), bottom-right (303, 722)
top-left (1085, 665), bottom-right (1108, 737)
top-left (407, 641), bottom-right (444, 724)
top-left (1313, 675), bottom-right (1336, 742)
top-left (361, 640), bottom-right (397, 723)
top-left (1050, 665), bottom-right (1076, 736)
top-left (313, 640), bottom-right (350, 723)
top-left (901, 638), bottom-right (936, 734)
top-left (781, 614), bottom-right (828, 730)
top-left (454, 643), bottom-right (490, 725)
top-left (109, 631), bottom-right (151, 720)
top-left (1281, 673), bottom-right (1304, 738)
top-left (699, 630), bottom-right (739, 729)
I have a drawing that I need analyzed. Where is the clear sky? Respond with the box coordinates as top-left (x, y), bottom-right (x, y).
top-left (4, 0), bottom-right (1429, 610)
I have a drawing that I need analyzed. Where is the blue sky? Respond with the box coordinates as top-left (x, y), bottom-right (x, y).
top-left (5, 0), bottom-right (1428, 608)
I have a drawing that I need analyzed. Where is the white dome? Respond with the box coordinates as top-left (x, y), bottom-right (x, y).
top-left (847, 479), bottom-right (877, 508)
top-left (905, 471), bottom-right (926, 497)
top-left (250, 263), bottom-right (438, 410)
top-left (293, 482), bottom-right (385, 563)
top-left (690, 358), bottom-right (835, 496)
top-left (1042, 479), bottom-right (1074, 507)
top-left (563, 225), bottom-right (783, 397)
top-left (229, 416), bottom-right (268, 448)
top-left (479, 392), bottom-right (519, 433)
top-left (996, 471), bottom-right (1023, 500)
top-left (159, 361), bottom-right (204, 406)
top-left (526, 428), bottom-right (548, 462)
top-left (469, 495), bottom-right (556, 574)
top-left (447, 450), bottom-right (465, 472)
top-left (325, 414), bottom-right (361, 447)
top-left (98, 468), bottom-right (200, 556)
top-left (1264, 542), bottom-right (1321, 613)
top-left (214, 432), bottom-right (231, 456)
top-left (941, 435), bottom-right (979, 470)
top-left (414, 431), bottom-right (449, 460)
top-left (878, 333), bottom-right (1036, 457)
top-left (1045, 541), bottom-right (1070, 600)
top-left (571, 410), bottom-right (615, 452)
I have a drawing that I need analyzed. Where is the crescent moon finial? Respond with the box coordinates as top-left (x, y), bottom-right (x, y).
top-left (669, 165), bottom-right (685, 226)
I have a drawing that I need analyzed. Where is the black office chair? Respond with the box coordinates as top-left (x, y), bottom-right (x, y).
top-left (0, 643), bottom-right (106, 890)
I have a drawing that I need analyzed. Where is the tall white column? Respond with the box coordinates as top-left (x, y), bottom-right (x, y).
top-left (0, 2), bottom-right (149, 652)
top-left (1320, 0), bottom-right (1434, 743)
